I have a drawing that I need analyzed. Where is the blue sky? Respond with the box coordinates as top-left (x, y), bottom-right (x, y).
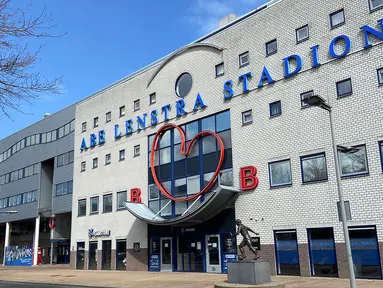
top-left (1, 0), bottom-right (268, 139)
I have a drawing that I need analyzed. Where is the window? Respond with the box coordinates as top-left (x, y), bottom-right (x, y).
top-left (266, 39), bottom-right (277, 56)
top-left (296, 25), bottom-right (309, 43)
top-left (330, 9), bottom-right (345, 29)
top-left (301, 153), bottom-right (328, 183)
top-left (301, 90), bottom-right (314, 108)
top-left (105, 154), bottom-right (111, 165)
top-left (239, 52), bottom-right (249, 67)
top-left (117, 191), bottom-right (127, 210)
top-left (242, 110), bottom-right (253, 125)
top-left (149, 93), bottom-right (156, 105)
top-left (269, 101), bottom-right (282, 117)
top-left (93, 158), bottom-right (98, 169)
top-left (78, 199), bottom-right (86, 216)
top-left (338, 145), bottom-right (368, 177)
top-left (93, 117), bottom-right (99, 128)
top-left (90, 197), bottom-right (99, 214)
top-left (134, 100), bottom-right (140, 111)
top-left (119, 106), bottom-right (125, 117)
top-left (134, 145), bottom-right (140, 157)
top-left (81, 161), bottom-right (86, 172)
top-left (106, 112), bottom-right (111, 123)
top-left (103, 194), bottom-right (112, 213)
top-left (119, 149), bottom-right (125, 161)
top-left (175, 73), bottom-right (192, 98)
top-left (82, 122), bottom-right (87, 132)
top-left (336, 78), bottom-right (352, 97)
top-left (269, 159), bottom-right (292, 187)
top-left (370, 0), bottom-right (383, 11)
top-left (215, 63), bottom-right (224, 77)
top-left (377, 68), bottom-right (383, 85)
top-left (379, 142), bottom-right (383, 171)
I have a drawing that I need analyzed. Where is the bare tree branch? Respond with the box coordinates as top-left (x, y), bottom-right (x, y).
top-left (0, 0), bottom-right (65, 119)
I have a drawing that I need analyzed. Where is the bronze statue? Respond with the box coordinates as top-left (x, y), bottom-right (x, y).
top-left (231, 219), bottom-right (260, 260)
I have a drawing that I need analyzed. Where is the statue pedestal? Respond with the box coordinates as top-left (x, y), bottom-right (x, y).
top-left (227, 261), bottom-right (271, 285)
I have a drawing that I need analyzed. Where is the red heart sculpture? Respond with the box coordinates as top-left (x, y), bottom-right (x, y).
top-left (150, 123), bottom-right (225, 202)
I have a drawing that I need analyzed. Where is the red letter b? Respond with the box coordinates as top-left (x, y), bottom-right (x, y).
top-left (130, 188), bottom-right (142, 203)
top-left (240, 166), bottom-right (259, 191)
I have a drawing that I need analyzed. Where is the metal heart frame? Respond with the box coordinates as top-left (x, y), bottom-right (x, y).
top-left (150, 123), bottom-right (225, 202)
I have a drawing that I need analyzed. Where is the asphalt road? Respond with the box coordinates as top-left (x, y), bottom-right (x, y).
top-left (0, 282), bottom-right (104, 288)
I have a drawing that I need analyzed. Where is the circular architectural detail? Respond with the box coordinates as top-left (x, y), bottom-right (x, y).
top-left (175, 73), bottom-right (192, 98)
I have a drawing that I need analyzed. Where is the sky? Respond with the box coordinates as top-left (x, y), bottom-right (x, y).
top-left (0, 0), bottom-right (269, 139)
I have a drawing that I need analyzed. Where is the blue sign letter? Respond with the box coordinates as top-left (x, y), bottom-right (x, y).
top-left (137, 113), bottom-right (147, 131)
top-left (90, 134), bottom-right (97, 147)
top-left (310, 45), bottom-right (320, 68)
top-left (360, 18), bottom-right (383, 49)
top-left (238, 72), bottom-right (252, 93)
top-left (125, 119), bottom-right (134, 135)
top-left (283, 55), bottom-right (302, 78)
top-left (80, 138), bottom-right (88, 151)
top-left (176, 99), bottom-right (187, 117)
top-left (151, 110), bottom-right (158, 126)
top-left (258, 67), bottom-right (275, 88)
top-left (98, 130), bottom-right (106, 145)
top-left (114, 124), bottom-right (122, 138)
top-left (223, 80), bottom-right (234, 99)
top-left (162, 104), bottom-right (171, 121)
top-left (329, 35), bottom-right (351, 58)
top-left (193, 93), bottom-right (207, 111)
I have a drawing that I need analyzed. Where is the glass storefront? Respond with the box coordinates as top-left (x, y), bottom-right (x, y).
top-left (116, 240), bottom-right (126, 270)
top-left (308, 228), bottom-right (338, 277)
top-left (88, 241), bottom-right (98, 270)
top-left (275, 230), bottom-right (300, 276)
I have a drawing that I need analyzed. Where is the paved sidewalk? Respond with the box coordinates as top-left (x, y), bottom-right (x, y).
top-left (0, 266), bottom-right (382, 288)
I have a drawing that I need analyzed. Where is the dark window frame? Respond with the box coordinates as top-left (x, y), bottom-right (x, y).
top-left (242, 110), bottom-right (253, 125)
top-left (117, 190), bottom-right (127, 210)
top-left (269, 101), bottom-right (282, 117)
top-left (119, 106), bottom-right (125, 117)
top-left (268, 159), bottom-right (292, 188)
top-left (103, 194), bottom-right (113, 213)
top-left (338, 144), bottom-right (369, 178)
top-left (379, 141), bottom-right (383, 172)
top-left (119, 149), bottom-right (125, 161)
top-left (215, 62), bottom-right (224, 77)
top-left (265, 39), bottom-right (277, 56)
top-left (134, 99), bottom-right (140, 111)
top-left (90, 196), bottom-right (99, 214)
top-left (106, 111), bottom-right (111, 123)
top-left (300, 90), bottom-right (314, 108)
top-left (300, 152), bottom-right (328, 184)
top-left (93, 158), bottom-right (98, 169)
top-left (330, 9), bottom-right (345, 29)
top-left (295, 24), bottom-right (309, 44)
top-left (377, 68), bottom-right (383, 86)
top-left (336, 78), bottom-right (353, 98)
top-left (93, 117), bottom-right (99, 128)
top-left (105, 154), bottom-right (111, 165)
top-left (134, 145), bottom-right (140, 157)
top-left (78, 199), bottom-right (87, 217)
top-left (369, 0), bottom-right (383, 12)
top-left (149, 93), bottom-right (156, 105)
top-left (239, 51), bottom-right (249, 68)
top-left (81, 161), bottom-right (86, 172)
top-left (81, 122), bottom-right (87, 133)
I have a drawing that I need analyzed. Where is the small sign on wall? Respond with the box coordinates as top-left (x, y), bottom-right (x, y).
top-left (133, 242), bottom-right (140, 252)
top-left (251, 237), bottom-right (261, 251)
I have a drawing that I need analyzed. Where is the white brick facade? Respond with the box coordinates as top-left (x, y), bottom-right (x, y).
top-left (71, 0), bottom-right (383, 276)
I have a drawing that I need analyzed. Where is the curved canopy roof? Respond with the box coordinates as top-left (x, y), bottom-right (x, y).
top-left (124, 185), bottom-right (239, 226)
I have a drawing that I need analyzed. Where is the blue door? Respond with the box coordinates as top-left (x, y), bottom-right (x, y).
top-left (275, 230), bottom-right (300, 276)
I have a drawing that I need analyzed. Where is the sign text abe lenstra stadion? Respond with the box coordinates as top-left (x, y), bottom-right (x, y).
top-left (80, 18), bottom-right (383, 151)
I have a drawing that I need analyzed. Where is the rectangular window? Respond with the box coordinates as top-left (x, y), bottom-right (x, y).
top-left (68, 181), bottom-right (73, 194)
top-left (370, 0), bottom-right (383, 11)
top-left (63, 152), bottom-right (69, 165)
top-left (103, 194), bottom-right (112, 213)
top-left (336, 78), bottom-right (352, 97)
top-left (106, 112), bottom-right (111, 123)
top-left (119, 106), bottom-right (125, 117)
top-left (69, 151), bottom-right (74, 163)
top-left (35, 134), bottom-right (40, 144)
top-left (30, 135), bottom-right (35, 145)
top-left (338, 145), bottom-right (368, 177)
top-left (242, 110), bottom-right (253, 125)
top-left (215, 63), bottom-right (224, 77)
top-left (41, 133), bottom-right (46, 144)
top-left (70, 120), bottom-right (75, 132)
top-left (134, 145), bottom-right (140, 157)
top-left (105, 154), bottom-right (111, 165)
top-left (301, 90), bottom-right (314, 108)
top-left (330, 9), bottom-right (345, 29)
top-left (134, 100), bottom-right (140, 111)
top-left (58, 127), bottom-right (64, 138)
top-left (239, 52), bottom-right (249, 67)
top-left (380, 142), bottom-right (383, 171)
top-left (51, 130), bottom-right (57, 141)
top-left (149, 185), bottom-right (159, 200)
top-left (82, 122), bottom-right (87, 132)
top-left (296, 25), bottom-right (309, 43)
top-left (93, 117), bottom-right (99, 128)
top-left (377, 68), bottom-right (383, 85)
top-left (269, 159), bottom-right (292, 187)
top-left (301, 153), bottom-right (328, 183)
top-left (78, 199), bottom-right (86, 216)
top-left (46, 132), bottom-right (52, 142)
top-left (266, 39), bottom-right (277, 56)
top-left (119, 149), bottom-right (125, 161)
top-left (56, 183), bottom-right (63, 196)
top-left (81, 161), bottom-right (86, 172)
top-left (64, 123), bottom-right (70, 135)
top-left (93, 158), bottom-right (98, 169)
top-left (149, 93), bottom-right (156, 105)
top-left (117, 191), bottom-right (127, 210)
top-left (269, 101), bottom-right (282, 117)
top-left (90, 196), bottom-right (99, 214)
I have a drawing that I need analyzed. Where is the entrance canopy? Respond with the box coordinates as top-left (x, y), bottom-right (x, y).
top-left (124, 185), bottom-right (239, 226)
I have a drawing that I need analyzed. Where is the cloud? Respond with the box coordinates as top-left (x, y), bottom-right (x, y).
top-left (185, 0), bottom-right (269, 35)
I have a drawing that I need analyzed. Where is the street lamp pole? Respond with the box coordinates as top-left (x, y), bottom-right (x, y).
top-left (303, 95), bottom-right (356, 288)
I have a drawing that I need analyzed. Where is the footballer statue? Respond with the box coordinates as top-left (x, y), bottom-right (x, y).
top-left (231, 219), bottom-right (260, 260)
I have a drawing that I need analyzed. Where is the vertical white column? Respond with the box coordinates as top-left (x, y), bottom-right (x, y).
top-left (2, 222), bottom-right (10, 266)
top-left (33, 215), bottom-right (40, 265)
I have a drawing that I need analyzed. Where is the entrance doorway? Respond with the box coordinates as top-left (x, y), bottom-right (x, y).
top-left (88, 241), bottom-right (98, 270)
top-left (206, 234), bottom-right (221, 273)
top-left (275, 230), bottom-right (300, 276)
top-left (102, 240), bottom-right (112, 270)
top-left (160, 238), bottom-right (172, 271)
top-left (56, 242), bottom-right (70, 264)
top-left (76, 242), bottom-right (85, 270)
top-left (177, 235), bottom-right (203, 272)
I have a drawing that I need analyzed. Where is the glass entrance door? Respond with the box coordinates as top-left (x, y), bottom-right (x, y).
top-left (177, 235), bottom-right (203, 272)
top-left (160, 238), bottom-right (172, 271)
top-left (275, 230), bottom-right (300, 276)
top-left (102, 240), bottom-right (112, 270)
top-left (206, 234), bottom-right (221, 273)
top-left (76, 242), bottom-right (85, 270)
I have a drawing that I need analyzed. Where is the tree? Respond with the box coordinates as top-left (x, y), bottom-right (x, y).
top-left (0, 0), bottom-right (63, 119)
